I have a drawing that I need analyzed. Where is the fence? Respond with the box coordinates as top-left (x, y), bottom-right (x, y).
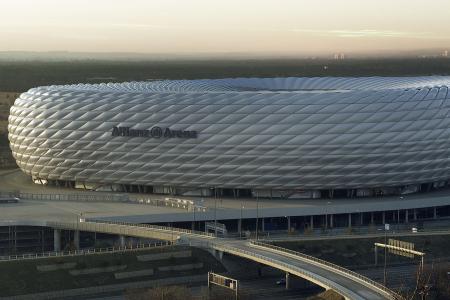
top-left (0, 241), bottom-right (172, 262)
top-left (1, 191), bottom-right (129, 203)
top-left (0, 191), bottom-right (208, 212)
top-left (251, 241), bottom-right (403, 300)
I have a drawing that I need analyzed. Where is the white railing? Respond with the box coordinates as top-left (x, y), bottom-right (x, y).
top-left (251, 241), bottom-right (403, 300)
top-left (48, 219), bottom-right (215, 239)
top-left (0, 241), bottom-right (171, 262)
top-left (87, 219), bottom-right (215, 237)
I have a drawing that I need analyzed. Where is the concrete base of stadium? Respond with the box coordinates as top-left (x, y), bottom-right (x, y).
top-left (32, 174), bottom-right (450, 200)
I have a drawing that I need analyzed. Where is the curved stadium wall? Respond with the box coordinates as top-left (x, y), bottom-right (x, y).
top-left (8, 77), bottom-right (450, 198)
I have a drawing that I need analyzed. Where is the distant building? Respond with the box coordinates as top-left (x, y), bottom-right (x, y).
top-left (443, 50), bottom-right (448, 57)
top-left (333, 53), bottom-right (345, 60)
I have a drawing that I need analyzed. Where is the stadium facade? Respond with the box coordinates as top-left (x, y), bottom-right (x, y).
top-left (8, 77), bottom-right (450, 199)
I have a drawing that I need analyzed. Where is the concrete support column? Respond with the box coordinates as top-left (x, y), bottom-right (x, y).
top-left (191, 221), bottom-right (195, 231)
top-left (41, 228), bottom-right (45, 252)
top-left (371, 212), bottom-right (374, 225)
top-left (348, 213), bottom-right (352, 228)
top-left (374, 245), bottom-right (378, 265)
top-left (382, 211), bottom-right (386, 224)
top-left (393, 211), bottom-right (396, 222)
top-left (330, 214), bottom-right (333, 228)
top-left (287, 216), bottom-right (291, 233)
top-left (360, 213), bottom-right (363, 225)
top-left (405, 210), bottom-right (409, 224)
top-left (74, 230), bottom-right (80, 250)
top-left (261, 218), bottom-right (265, 232)
top-left (237, 219), bottom-right (242, 235)
top-left (413, 209), bottom-right (417, 221)
top-left (53, 229), bottom-right (61, 252)
top-left (285, 272), bottom-right (290, 290)
top-left (433, 207), bottom-right (437, 219)
top-left (119, 235), bottom-right (126, 248)
top-left (310, 216), bottom-right (314, 230)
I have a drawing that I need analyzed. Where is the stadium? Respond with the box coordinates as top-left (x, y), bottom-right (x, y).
top-left (7, 77), bottom-right (450, 199)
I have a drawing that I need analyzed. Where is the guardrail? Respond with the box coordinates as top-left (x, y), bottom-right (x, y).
top-left (48, 219), bottom-right (215, 239)
top-left (1, 191), bottom-right (128, 202)
top-left (0, 241), bottom-right (172, 262)
top-left (251, 241), bottom-right (403, 300)
top-left (205, 241), bottom-right (357, 300)
top-left (0, 191), bottom-right (208, 212)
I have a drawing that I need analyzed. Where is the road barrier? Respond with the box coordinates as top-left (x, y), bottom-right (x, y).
top-left (0, 191), bottom-right (208, 212)
top-left (45, 219), bottom-right (215, 243)
top-left (1, 191), bottom-right (128, 202)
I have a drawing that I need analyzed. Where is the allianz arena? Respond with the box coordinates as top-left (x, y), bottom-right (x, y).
top-left (8, 77), bottom-right (450, 199)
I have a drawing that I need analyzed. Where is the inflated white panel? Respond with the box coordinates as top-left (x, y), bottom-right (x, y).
top-left (8, 77), bottom-right (450, 189)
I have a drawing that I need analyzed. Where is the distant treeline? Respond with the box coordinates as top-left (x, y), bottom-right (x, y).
top-left (1, 58), bottom-right (450, 92)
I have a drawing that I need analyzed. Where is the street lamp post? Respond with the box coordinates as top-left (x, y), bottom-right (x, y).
top-left (213, 187), bottom-right (217, 237)
top-left (234, 189), bottom-right (244, 239)
top-left (192, 204), bottom-right (196, 231)
top-left (383, 223), bottom-right (389, 286)
top-left (240, 203), bottom-right (244, 238)
top-left (255, 190), bottom-right (259, 241)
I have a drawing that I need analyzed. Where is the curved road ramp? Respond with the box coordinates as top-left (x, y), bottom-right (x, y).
top-left (46, 220), bottom-right (402, 300)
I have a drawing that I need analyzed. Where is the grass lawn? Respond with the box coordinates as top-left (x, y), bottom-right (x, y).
top-left (0, 245), bottom-right (224, 296)
top-left (274, 234), bottom-right (450, 268)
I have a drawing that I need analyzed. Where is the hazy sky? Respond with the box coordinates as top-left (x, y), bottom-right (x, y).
top-left (1, 0), bottom-right (450, 55)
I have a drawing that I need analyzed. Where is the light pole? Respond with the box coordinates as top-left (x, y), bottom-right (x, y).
top-left (234, 189), bottom-right (244, 239)
top-left (212, 187), bottom-right (217, 237)
top-left (383, 223), bottom-right (389, 286)
top-left (192, 204), bottom-right (196, 231)
top-left (255, 190), bottom-right (259, 241)
top-left (325, 201), bottom-right (331, 230)
top-left (171, 222), bottom-right (174, 245)
top-left (240, 203), bottom-right (244, 238)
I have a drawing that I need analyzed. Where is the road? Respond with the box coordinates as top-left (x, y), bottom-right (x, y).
top-left (208, 239), bottom-right (396, 300)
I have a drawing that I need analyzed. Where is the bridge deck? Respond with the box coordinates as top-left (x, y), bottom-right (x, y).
top-left (207, 240), bottom-right (394, 300)
top-left (1, 219), bottom-right (399, 300)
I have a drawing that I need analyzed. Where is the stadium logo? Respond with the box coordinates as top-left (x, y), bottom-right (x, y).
top-left (111, 126), bottom-right (197, 138)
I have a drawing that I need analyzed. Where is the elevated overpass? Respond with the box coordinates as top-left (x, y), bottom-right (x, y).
top-left (41, 219), bottom-right (400, 300)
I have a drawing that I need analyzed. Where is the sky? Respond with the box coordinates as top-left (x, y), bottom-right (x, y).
top-left (1, 0), bottom-right (450, 56)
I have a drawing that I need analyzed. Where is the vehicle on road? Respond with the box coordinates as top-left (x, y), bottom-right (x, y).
top-left (0, 197), bottom-right (19, 204)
